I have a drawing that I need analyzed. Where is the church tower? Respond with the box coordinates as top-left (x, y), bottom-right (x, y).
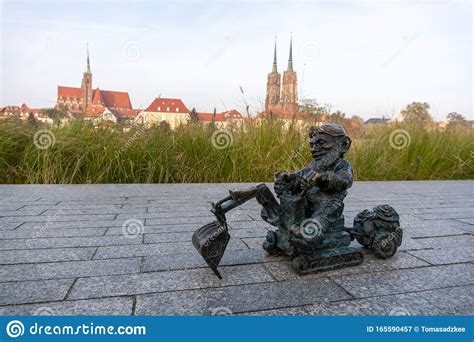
top-left (281, 37), bottom-right (298, 112)
top-left (264, 38), bottom-right (281, 113)
top-left (81, 44), bottom-right (93, 108)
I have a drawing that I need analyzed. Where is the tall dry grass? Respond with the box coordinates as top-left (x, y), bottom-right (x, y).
top-left (0, 118), bottom-right (472, 184)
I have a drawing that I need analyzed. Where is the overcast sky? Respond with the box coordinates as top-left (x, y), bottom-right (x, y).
top-left (1, 0), bottom-right (472, 120)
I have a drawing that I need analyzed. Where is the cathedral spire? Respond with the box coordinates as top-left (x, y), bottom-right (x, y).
top-left (272, 36), bottom-right (278, 73)
top-left (86, 43), bottom-right (91, 73)
top-left (287, 35), bottom-right (293, 72)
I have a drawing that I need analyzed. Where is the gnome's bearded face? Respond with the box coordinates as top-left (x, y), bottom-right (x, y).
top-left (308, 124), bottom-right (352, 163)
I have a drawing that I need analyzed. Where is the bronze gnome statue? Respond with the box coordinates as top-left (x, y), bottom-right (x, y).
top-left (192, 123), bottom-right (402, 278)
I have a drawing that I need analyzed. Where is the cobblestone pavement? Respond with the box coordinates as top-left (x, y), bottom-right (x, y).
top-left (0, 181), bottom-right (473, 316)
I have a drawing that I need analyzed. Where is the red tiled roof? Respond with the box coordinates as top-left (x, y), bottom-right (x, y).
top-left (223, 109), bottom-right (244, 119)
top-left (92, 88), bottom-right (103, 105)
top-left (109, 107), bottom-right (140, 118)
top-left (81, 104), bottom-right (140, 119)
top-left (58, 86), bottom-right (82, 99)
top-left (83, 105), bottom-right (106, 117)
top-left (197, 112), bottom-right (226, 122)
top-left (58, 86), bottom-right (132, 109)
top-left (99, 89), bottom-right (132, 109)
top-left (197, 109), bottom-right (244, 122)
top-left (145, 98), bottom-right (189, 113)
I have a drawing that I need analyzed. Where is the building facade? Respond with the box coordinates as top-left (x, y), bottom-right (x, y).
top-left (134, 98), bottom-right (190, 129)
top-left (134, 98), bottom-right (244, 129)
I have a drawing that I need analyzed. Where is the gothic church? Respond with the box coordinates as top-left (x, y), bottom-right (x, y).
top-left (265, 38), bottom-right (298, 116)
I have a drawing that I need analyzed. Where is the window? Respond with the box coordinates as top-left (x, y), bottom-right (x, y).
top-left (167, 107), bottom-right (170, 111)
top-left (157, 107), bottom-right (161, 111)
top-left (176, 108), bottom-right (179, 112)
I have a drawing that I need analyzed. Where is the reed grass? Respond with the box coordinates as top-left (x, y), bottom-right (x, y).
top-left (0, 118), bottom-right (472, 184)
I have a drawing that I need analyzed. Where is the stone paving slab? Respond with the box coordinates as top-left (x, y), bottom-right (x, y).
top-left (404, 226), bottom-right (468, 238)
top-left (306, 285), bottom-right (474, 316)
top-left (332, 263), bottom-right (473, 298)
top-left (16, 220), bottom-right (125, 230)
top-left (0, 247), bottom-right (96, 265)
top-left (0, 279), bottom-right (74, 305)
top-left (0, 214), bottom-right (117, 224)
top-left (0, 257), bottom-right (141, 282)
top-left (412, 235), bottom-right (473, 249)
top-left (407, 246), bottom-right (474, 265)
top-left (0, 297), bottom-right (134, 316)
top-left (0, 235), bottom-right (144, 250)
top-left (93, 239), bottom-right (248, 259)
top-left (1, 227), bottom-right (108, 239)
top-left (135, 278), bottom-right (351, 315)
top-left (68, 264), bottom-right (273, 300)
top-left (143, 249), bottom-right (283, 273)
top-left (457, 218), bottom-right (474, 225)
top-left (0, 181), bottom-right (473, 315)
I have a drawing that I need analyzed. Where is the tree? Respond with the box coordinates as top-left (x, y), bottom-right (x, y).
top-left (400, 102), bottom-right (433, 125)
top-left (299, 99), bottom-right (330, 116)
top-left (188, 107), bottom-right (199, 123)
top-left (44, 106), bottom-right (68, 125)
top-left (350, 115), bottom-right (365, 126)
top-left (27, 112), bottom-right (38, 127)
top-left (330, 110), bottom-right (346, 120)
top-left (298, 99), bottom-right (331, 124)
top-left (447, 112), bottom-right (466, 123)
top-left (446, 112), bottom-right (467, 129)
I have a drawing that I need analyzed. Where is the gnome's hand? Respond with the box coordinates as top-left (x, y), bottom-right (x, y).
top-left (274, 172), bottom-right (290, 196)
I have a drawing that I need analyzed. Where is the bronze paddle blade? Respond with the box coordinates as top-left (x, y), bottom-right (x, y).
top-left (192, 221), bottom-right (230, 279)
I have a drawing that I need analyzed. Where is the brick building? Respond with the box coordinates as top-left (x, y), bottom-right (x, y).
top-left (56, 47), bottom-right (139, 123)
